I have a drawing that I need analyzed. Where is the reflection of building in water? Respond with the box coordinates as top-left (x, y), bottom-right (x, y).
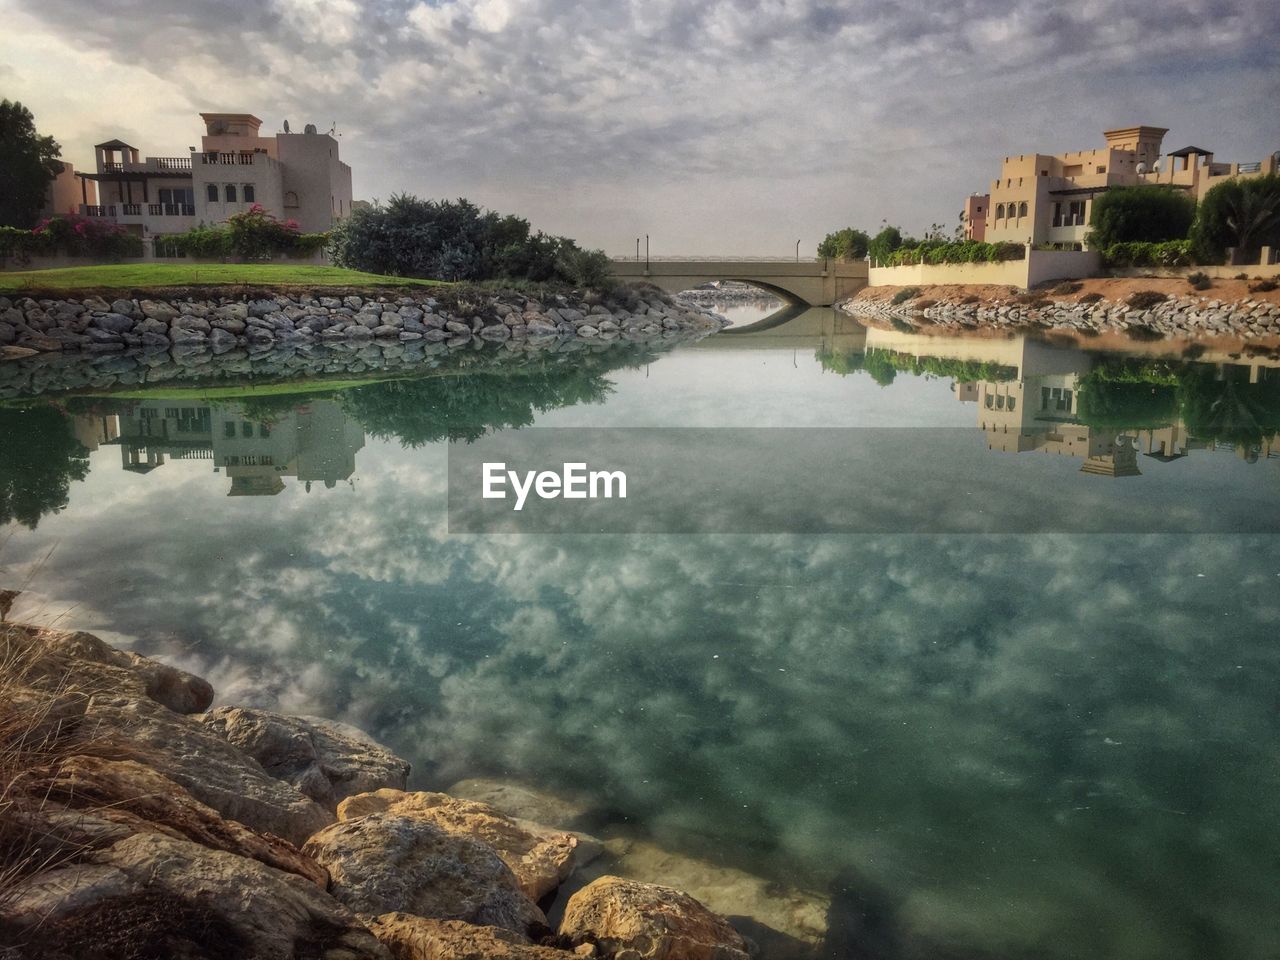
top-left (105, 400), bottom-right (364, 495)
top-left (872, 327), bottom-right (1280, 477)
top-left (71, 414), bottom-right (121, 453)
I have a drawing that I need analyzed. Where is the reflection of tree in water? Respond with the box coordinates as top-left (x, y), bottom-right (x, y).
top-left (1177, 365), bottom-right (1280, 450)
top-left (341, 345), bottom-right (658, 445)
top-left (0, 406), bottom-right (90, 529)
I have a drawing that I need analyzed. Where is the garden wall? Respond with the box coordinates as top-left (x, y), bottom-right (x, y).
top-left (868, 249), bottom-right (1102, 289)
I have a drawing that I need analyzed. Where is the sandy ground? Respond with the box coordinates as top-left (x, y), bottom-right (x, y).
top-left (852, 276), bottom-right (1280, 306)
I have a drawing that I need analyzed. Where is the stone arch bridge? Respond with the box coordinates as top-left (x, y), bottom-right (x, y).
top-left (610, 258), bottom-right (868, 307)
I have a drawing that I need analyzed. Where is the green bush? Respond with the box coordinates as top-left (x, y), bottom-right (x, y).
top-left (328, 194), bottom-right (610, 287)
top-left (889, 286), bottom-right (920, 305)
top-left (158, 205), bottom-right (328, 261)
top-left (1100, 240), bottom-right (1194, 267)
top-left (1079, 292), bottom-right (1105, 304)
top-left (555, 246), bottom-right (615, 289)
top-left (1248, 278), bottom-right (1278, 293)
top-left (868, 226), bottom-right (907, 264)
top-left (1187, 271), bottom-right (1212, 291)
top-left (0, 214), bottom-right (141, 260)
top-left (1126, 290), bottom-right (1168, 311)
top-left (885, 239), bottom-right (1024, 266)
top-left (1086, 186), bottom-right (1195, 248)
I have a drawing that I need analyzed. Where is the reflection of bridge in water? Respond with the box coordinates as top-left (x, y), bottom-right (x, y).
top-left (612, 258), bottom-right (868, 306)
top-left (691, 306), bottom-right (868, 354)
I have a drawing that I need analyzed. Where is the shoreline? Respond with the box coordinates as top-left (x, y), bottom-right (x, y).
top-left (0, 285), bottom-right (727, 362)
top-left (0, 618), bottom-right (825, 960)
top-left (838, 277), bottom-right (1280, 345)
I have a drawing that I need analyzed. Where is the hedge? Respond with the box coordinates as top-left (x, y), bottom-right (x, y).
top-left (1099, 240), bottom-right (1194, 268)
top-left (883, 240), bottom-right (1025, 267)
top-left (0, 215), bottom-right (143, 260)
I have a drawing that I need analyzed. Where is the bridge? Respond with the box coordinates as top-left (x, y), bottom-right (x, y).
top-left (610, 258), bottom-right (867, 307)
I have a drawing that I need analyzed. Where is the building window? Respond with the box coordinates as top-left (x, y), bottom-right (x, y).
top-left (996, 203), bottom-right (1005, 220)
top-left (241, 422), bottom-right (252, 438)
top-left (1096, 165), bottom-right (1106, 174)
top-left (284, 191), bottom-right (299, 208)
top-left (243, 184), bottom-right (255, 203)
top-left (225, 184), bottom-right (237, 203)
top-left (1018, 201), bottom-right (1028, 218)
top-left (206, 184), bottom-right (218, 202)
top-left (224, 422), bottom-right (236, 438)
top-left (259, 423), bottom-right (270, 438)
top-left (1007, 397), bottom-right (1017, 412)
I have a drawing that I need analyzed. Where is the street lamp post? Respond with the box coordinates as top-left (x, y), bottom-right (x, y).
top-left (795, 239), bottom-right (801, 262)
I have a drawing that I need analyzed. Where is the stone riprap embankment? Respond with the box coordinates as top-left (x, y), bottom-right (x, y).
top-left (0, 288), bottom-right (727, 361)
top-left (0, 330), bottom-right (700, 404)
top-left (838, 287), bottom-right (1280, 341)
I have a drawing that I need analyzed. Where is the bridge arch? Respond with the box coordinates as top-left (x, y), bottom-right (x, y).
top-left (609, 259), bottom-right (868, 307)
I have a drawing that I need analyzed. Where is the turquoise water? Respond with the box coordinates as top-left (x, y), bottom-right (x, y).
top-left (2, 311), bottom-right (1278, 959)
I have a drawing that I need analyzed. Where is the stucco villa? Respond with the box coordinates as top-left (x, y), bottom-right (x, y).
top-left (965, 125), bottom-right (1279, 248)
top-left (79, 112), bottom-right (353, 238)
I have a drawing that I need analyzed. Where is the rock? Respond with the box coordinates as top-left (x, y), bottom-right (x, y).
top-left (247, 298), bottom-right (279, 318)
top-left (445, 320), bottom-right (472, 336)
top-left (2, 833), bottom-right (388, 960)
top-left (304, 814), bottom-right (545, 934)
top-left (0, 345), bottom-right (39, 360)
top-left (525, 320), bottom-right (558, 337)
top-left (373, 324), bottom-right (402, 338)
top-left (559, 877), bottom-right (750, 960)
top-left (337, 790), bottom-right (578, 900)
top-left (45, 755), bottom-right (327, 887)
top-left (140, 300), bottom-right (180, 322)
top-left (6, 623), bottom-right (212, 714)
top-left (368, 914), bottom-right (567, 960)
top-left (91, 312), bottom-right (135, 333)
top-left (590, 838), bottom-right (828, 951)
top-left (109, 298), bottom-right (137, 316)
top-left (198, 707), bottom-right (410, 809)
top-left (210, 327), bottom-right (238, 349)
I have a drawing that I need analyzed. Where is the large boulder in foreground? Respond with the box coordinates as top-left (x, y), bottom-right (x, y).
top-left (5, 623), bottom-right (212, 714)
top-left (2, 833), bottom-right (389, 960)
top-left (304, 814), bottom-right (545, 935)
top-left (368, 914), bottom-right (569, 960)
top-left (84, 694), bottom-right (334, 847)
top-left (338, 789), bottom-right (579, 900)
top-left (44, 755), bottom-right (327, 887)
top-left (199, 706), bottom-right (410, 808)
top-left (560, 876), bottom-right (750, 960)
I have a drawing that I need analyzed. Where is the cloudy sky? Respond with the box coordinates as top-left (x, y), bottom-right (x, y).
top-left (1, 0), bottom-right (1277, 253)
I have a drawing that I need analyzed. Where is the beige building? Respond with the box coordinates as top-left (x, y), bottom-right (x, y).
top-left (41, 160), bottom-right (97, 219)
top-left (82, 112), bottom-right (353, 238)
top-left (972, 126), bottom-right (1279, 250)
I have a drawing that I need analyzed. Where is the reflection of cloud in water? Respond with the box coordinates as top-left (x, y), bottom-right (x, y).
top-left (3, 334), bottom-right (1279, 959)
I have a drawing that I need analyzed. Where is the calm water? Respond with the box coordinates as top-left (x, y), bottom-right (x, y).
top-left (2, 310), bottom-right (1279, 959)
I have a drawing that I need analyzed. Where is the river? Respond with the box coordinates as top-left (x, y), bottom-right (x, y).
top-left (1, 309), bottom-right (1277, 959)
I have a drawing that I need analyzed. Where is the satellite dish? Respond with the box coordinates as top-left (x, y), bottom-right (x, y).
top-left (283, 119), bottom-right (291, 134)
top-left (304, 123), bottom-right (318, 135)
top-left (1135, 161), bottom-right (1147, 175)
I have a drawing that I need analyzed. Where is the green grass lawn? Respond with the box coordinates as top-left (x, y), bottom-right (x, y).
top-left (0, 263), bottom-right (446, 294)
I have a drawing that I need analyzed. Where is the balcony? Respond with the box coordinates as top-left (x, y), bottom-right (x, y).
top-left (1051, 215), bottom-right (1086, 228)
top-left (82, 204), bottom-right (116, 217)
top-left (121, 203), bottom-right (142, 216)
top-left (148, 203), bottom-right (196, 216)
top-left (200, 151), bottom-right (263, 166)
top-left (97, 157), bottom-right (193, 176)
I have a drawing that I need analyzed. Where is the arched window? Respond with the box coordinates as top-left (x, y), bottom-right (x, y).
top-left (243, 184), bottom-right (255, 203)
top-left (225, 184), bottom-right (237, 203)
top-left (206, 184), bottom-right (218, 202)
top-left (1018, 201), bottom-right (1028, 218)
top-left (284, 191), bottom-right (299, 208)
top-left (995, 203), bottom-right (1005, 220)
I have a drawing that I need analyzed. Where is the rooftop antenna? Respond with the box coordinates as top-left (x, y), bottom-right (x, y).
top-left (329, 121), bottom-right (338, 137)
top-left (283, 119), bottom-right (291, 134)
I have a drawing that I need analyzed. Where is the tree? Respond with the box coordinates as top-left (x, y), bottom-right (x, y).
top-left (0, 406), bottom-right (90, 529)
top-left (0, 99), bottom-right (62, 228)
top-left (817, 227), bottom-right (869, 261)
top-left (1086, 186), bottom-right (1195, 248)
top-left (867, 226), bottom-right (905, 265)
top-left (1191, 175), bottom-right (1280, 266)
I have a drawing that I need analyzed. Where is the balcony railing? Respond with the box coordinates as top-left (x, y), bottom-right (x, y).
top-left (1052, 215), bottom-right (1086, 228)
top-left (201, 151), bottom-right (261, 165)
top-left (121, 203), bottom-right (142, 216)
top-left (102, 162), bottom-right (124, 173)
top-left (152, 157), bottom-right (192, 171)
top-left (148, 203), bottom-right (196, 216)
top-left (82, 204), bottom-right (116, 217)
